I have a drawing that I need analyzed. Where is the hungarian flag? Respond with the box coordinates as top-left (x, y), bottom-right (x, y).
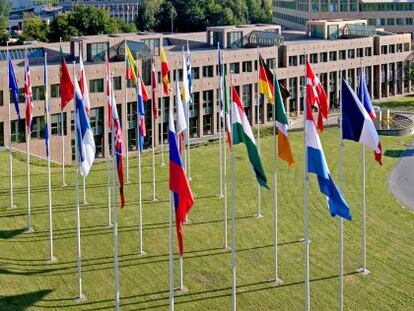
top-left (306, 59), bottom-right (329, 132)
top-left (275, 75), bottom-right (294, 167)
top-left (151, 56), bottom-right (158, 119)
top-left (161, 46), bottom-right (170, 96)
top-left (24, 51), bottom-right (33, 131)
top-left (169, 94), bottom-right (194, 256)
top-left (232, 85), bottom-right (268, 189)
top-left (59, 46), bottom-right (74, 111)
top-left (258, 54), bottom-right (274, 103)
top-left (79, 53), bottom-right (91, 116)
top-left (105, 54), bottom-right (112, 129)
top-left (125, 42), bottom-right (149, 101)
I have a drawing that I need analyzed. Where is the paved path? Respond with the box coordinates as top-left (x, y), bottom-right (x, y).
top-left (388, 138), bottom-right (414, 212)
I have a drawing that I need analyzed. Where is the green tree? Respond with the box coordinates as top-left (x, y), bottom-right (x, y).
top-left (22, 13), bottom-right (49, 42)
top-left (137, 0), bottom-right (164, 31)
top-left (0, 0), bottom-right (10, 44)
top-left (48, 13), bottom-right (78, 42)
top-left (116, 19), bottom-right (137, 33)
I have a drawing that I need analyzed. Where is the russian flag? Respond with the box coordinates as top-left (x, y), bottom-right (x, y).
top-left (169, 95), bottom-right (194, 256)
top-left (75, 79), bottom-right (96, 177)
top-left (341, 79), bottom-right (382, 165)
top-left (306, 99), bottom-right (351, 220)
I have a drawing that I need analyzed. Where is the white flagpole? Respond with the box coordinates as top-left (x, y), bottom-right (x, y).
top-left (111, 73), bottom-right (120, 311)
top-left (181, 48), bottom-right (188, 173)
top-left (339, 76), bottom-right (345, 311)
top-left (222, 50), bottom-right (228, 250)
top-left (169, 191), bottom-right (175, 311)
top-left (151, 71), bottom-right (157, 202)
top-left (179, 255), bottom-right (184, 291)
top-left (45, 53), bottom-right (56, 262)
top-left (25, 49), bottom-right (33, 233)
top-left (106, 52), bottom-right (112, 227)
top-left (218, 43), bottom-right (223, 198)
top-left (82, 176), bottom-right (87, 205)
top-left (124, 39), bottom-right (130, 184)
top-left (73, 61), bottom-right (85, 302)
top-left (230, 71), bottom-right (237, 311)
top-left (160, 98), bottom-right (166, 166)
top-left (361, 145), bottom-right (369, 274)
top-left (60, 38), bottom-right (67, 187)
top-left (6, 44), bottom-right (15, 209)
top-left (186, 42), bottom-right (192, 180)
top-left (137, 62), bottom-right (144, 256)
top-left (304, 60), bottom-right (310, 311)
top-left (255, 47), bottom-right (262, 218)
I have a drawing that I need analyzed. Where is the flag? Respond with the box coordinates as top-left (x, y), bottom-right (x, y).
top-left (231, 85), bottom-right (268, 188)
top-left (181, 52), bottom-right (191, 118)
top-left (75, 79), bottom-right (95, 177)
top-left (275, 74), bottom-right (294, 167)
top-left (8, 55), bottom-right (21, 119)
top-left (306, 59), bottom-right (329, 132)
top-left (24, 51), bottom-right (33, 132)
top-left (105, 53), bottom-right (112, 129)
top-left (358, 69), bottom-right (376, 121)
top-left (342, 78), bottom-right (382, 165)
top-left (111, 80), bottom-right (126, 208)
top-left (168, 95), bottom-right (194, 256)
top-left (151, 57), bottom-right (158, 119)
top-left (161, 46), bottom-right (170, 95)
top-left (44, 55), bottom-right (50, 157)
top-left (186, 42), bottom-right (193, 96)
top-left (258, 54), bottom-right (274, 103)
top-left (218, 45), bottom-right (232, 148)
top-left (137, 76), bottom-right (146, 151)
top-left (59, 46), bottom-right (74, 111)
top-left (306, 86), bottom-right (351, 220)
top-left (79, 53), bottom-right (91, 116)
top-left (176, 81), bottom-right (187, 153)
top-left (125, 42), bottom-right (149, 101)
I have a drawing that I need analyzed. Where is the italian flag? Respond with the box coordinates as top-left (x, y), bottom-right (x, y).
top-left (231, 85), bottom-right (268, 189)
top-left (274, 76), bottom-right (295, 167)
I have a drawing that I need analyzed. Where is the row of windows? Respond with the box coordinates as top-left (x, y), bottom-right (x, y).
top-left (273, 12), bottom-right (307, 26)
top-left (368, 17), bottom-right (414, 27)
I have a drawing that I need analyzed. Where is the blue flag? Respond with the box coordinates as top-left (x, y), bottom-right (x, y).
top-left (8, 56), bottom-right (21, 119)
top-left (357, 69), bottom-right (376, 120)
top-left (44, 56), bottom-right (50, 157)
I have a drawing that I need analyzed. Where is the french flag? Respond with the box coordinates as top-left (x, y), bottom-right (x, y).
top-left (75, 79), bottom-right (96, 177)
top-left (169, 95), bottom-right (194, 256)
top-left (341, 79), bottom-right (382, 165)
top-left (306, 96), bottom-right (351, 220)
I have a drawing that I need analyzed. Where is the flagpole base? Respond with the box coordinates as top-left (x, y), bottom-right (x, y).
top-left (61, 183), bottom-right (67, 188)
top-left (10, 204), bottom-right (17, 209)
top-left (299, 237), bottom-right (311, 243)
top-left (218, 194), bottom-right (224, 198)
top-left (270, 277), bottom-right (283, 286)
top-left (160, 163), bottom-right (166, 167)
top-left (175, 286), bottom-right (188, 295)
top-left (223, 246), bottom-right (231, 252)
top-left (83, 201), bottom-right (88, 206)
top-left (357, 267), bottom-right (370, 275)
top-left (183, 218), bottom-right (192, 225)
top-left (47, 256), bottom-right (58, 264)
top-left (74, 294), bottom-right (87, 303)
top-left (25, 227), bottom-right (34, 234)
top-left (152, 197), bottom-right (159, 202)
top-left (137, 250), bottom-right (147, 257)
top-left (254, 213), bottom-right (264, 219)
top-left (106, 222), bottom-right (113, 228)
top-left (125, 179), bottom-right (132, 184)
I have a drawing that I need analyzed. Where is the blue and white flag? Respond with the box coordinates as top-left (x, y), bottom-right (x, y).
top-left (75, 79), bottom-right (95, 176)
top-left (186, 41), bottom-right (192, 96)
top-left (341, 78), bottom-right (382, 164)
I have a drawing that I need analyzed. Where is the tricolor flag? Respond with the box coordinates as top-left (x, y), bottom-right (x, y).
top-left (342, 78), bottom-right (382, 165)
top-left (306, 59), bottom-right (329, 132)
top-left (125, 42), bottom-right (149, 101)
top-left (59, 46), bottom-right (74, 111)
top-left (8, 55), bottom-right (21, 119)
top-left (232, 85), bottom-right (268, 188)
top-left (258, 54), bottom-right (274, 103)
top-left (24, 51), bottom-right (33, 131)
top-left (79, 53), bottom-right (91, 116)
top-left (218, 45), bottom-right (232, 148)
top-left (306, 86), bottom-right (351, 220)
top-left (106, 53), bottom-right (112, 129)
top-left (161, 46), bottom-right (170, 95)
top-left (176, 81), bottom-right (187, 153)
top-left (75, 79), bottom-right (96, 177)
top-left (169, 94), bottom-right (194, 256)
top-left (274, 74), bottom-right (294, 167)
top-left (137, 76), bottom-right (146, 151)
top-left (151, 57), bottom-right (158, 119)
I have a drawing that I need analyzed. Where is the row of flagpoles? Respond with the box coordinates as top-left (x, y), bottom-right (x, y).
top-left (6, 41), bottom-right (381, 310)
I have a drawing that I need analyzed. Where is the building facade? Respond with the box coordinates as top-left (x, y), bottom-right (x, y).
top-left (0, 22), bottom-right (412, 163)
top-left (272, 0), bottom-right (414, 36)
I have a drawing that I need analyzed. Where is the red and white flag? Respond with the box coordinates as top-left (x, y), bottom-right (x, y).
top-left (79, 53), bottom-right (91, 116)
top-left (24, 51), bottom-right (33, 131)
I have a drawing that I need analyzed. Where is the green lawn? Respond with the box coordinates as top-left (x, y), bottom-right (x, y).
top-left (375, 95), bottom-right (414, 110)
top-left (1, 128), bottom-right (413, 310)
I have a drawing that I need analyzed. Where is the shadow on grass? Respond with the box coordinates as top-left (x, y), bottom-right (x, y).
top-left (0, 228), bottom-right (26, 240)
top-left (0, 289), bottom-right (52, 311)
top-left (384, 149), bottom-right (414, 158)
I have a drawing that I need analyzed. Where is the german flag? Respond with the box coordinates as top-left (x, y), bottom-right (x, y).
top-left (258, 54), bottom-right (274, 103)
top-left (161, 46), bottom-right (170, 95)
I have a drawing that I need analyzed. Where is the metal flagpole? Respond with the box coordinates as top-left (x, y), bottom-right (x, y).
top-left (160, 98), bottom-right (166, 166)
top-left (255, 47), bottom-right (262, 218)
top-left (82, 176), bottom-right (87, 205)
top-left (218, 43), bottom-right (223, 198)
top-left (361, 144), bottom-right (369, 274)
top-left (222, 49), bottom-right (228, 250)
top-left (151, 59), bottom-right (157, 202)
top-left (169, 191), bottom-right (175, 311)
top-left (124, 39), bottom-right (130, 183)
top-left (106, 52), bottom-right (112, 227)
top-left (25, 49), bottom-right (33, 233)
top-left (111, 73), bottom-right (120, 311)
top-left (137, 60), bottom-right (144, 256)
top-left (303, 58), bottom-right (310, 311)
top-left (179, 256), bottom-right (184, 291)
top-left (230, 71), bottom-right (237, 311)
top-left (60, 38), bottom-right (67, 187)
top-left (181, 48), bottom-right (188, 173)
top-left (45, 53), bottom-right (57, 262)
top-left (7, 44), bottom-right (15, 209)
top-left (73, 61), bottom-right (85, 302)
top-left (339, 76), bottom-right (344, 311)
top-left (186, 49), bottom-right (192, 181)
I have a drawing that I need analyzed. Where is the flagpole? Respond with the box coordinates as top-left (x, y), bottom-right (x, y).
top-left (60, 38), bottom-right (67, 187)
top-left (137, 61), bottom-right (144, 256)
top-left (111, 73), bottom-right (120, 311)
top-left (161, 98), bottom-right (166, 166)
top-left (186, 42), bottom-right (192, 180)
top-left (151, 59), bottom-right (157, 202)
top-left (106, 52), bottom-right (112, 227)
top-left (222, 49), bottom-right (228, 250)
top-left (230, 71), bottom-right (237, 311)
top-left (82, 176), bottom-right (87, 205)
top-left (255, 47), bottom-right (262, 218)
top-left (45, 53), bottom-right (57, 262)
top-left (169, 191), bottom-right (174, 311)
top-left (6, 44), bottom-right (15, 209)
top-left (124, 39), bottom-right (130, 184)
top-left (339, 76), bottom-right (345, 311)
top-left (304, 57), bottom-right (310, 311)
top-left (106, 140), bottom-right (112, 227)
top-left (181, 47), bottom-right (188, 173)
top-left (25, 49), bottom-right (33, 233)
top-left (73, 61), bottom-right (85, 302)
top-left (361, 144), bottom-right (369, 274)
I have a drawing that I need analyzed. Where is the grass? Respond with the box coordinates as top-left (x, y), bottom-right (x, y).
top-left (375, 95), bottom-right (414, 111)
top-left (0, 128), bottom-right (414, 310)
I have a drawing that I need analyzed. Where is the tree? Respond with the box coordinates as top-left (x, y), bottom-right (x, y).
top-left (137, 0), bottom-right (164, 31)
top-left (22, 13), bottom-right (49, 42)
top-left (116, 19), bottom-right (137, 33)
top-left (48, 13), bottom-right (78, 42)
top-left (0, 0), bottom-right (10, 44)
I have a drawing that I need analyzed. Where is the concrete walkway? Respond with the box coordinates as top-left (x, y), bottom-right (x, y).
top-left (388, 139), bottom-right (414, 212)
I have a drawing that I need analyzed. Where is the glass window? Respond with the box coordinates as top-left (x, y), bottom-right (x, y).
top-left (381, 45), bottom-right (388, 54)
top-left (339, 50), bottom-right (346, 60)
top-left (365, 47), bottom-right (372, 56)
top-left (242, 61), bottom-right (252, 73)
top-left (230, 62), bottom-right (240, 74)
top-left (51, 112), bottom-right (67, 136)
top-left (357, 48), bottom-right (364, 58)
top-left (192, 67), bottom-right (200, 80)
top-left (227, 32), bottom-right (243, 48)
top-left (32, 86), bottom-right (45, 101)
top-left (310, 53), bottom-right (318, 63)
top-left (90, 78), bottom-right (104, 93)
top-left (87, 42), bottom-right (108, 62)
top-left (299, 55), bottom-right (306, 65)
top-left (0, 90), bottom-right (3, 106)
top-left (387, 18), bottom-right (395, 26)
top-left (329, 51), bottom-right (337, 61)
top-left (242, 85), bottom-right (252, 107)
top-left (389, 45), bottom-right (395, 54)
top-left (10, 119), bottom-right (25, 143)
top-left (113, 76), bottom-right (122, 90)
top-left (202, 65), bottom-right (214, 78)
top-left (348, 49), bottom-right (355, 59)
top-left (31, 116), bottom-right (45, 139)
top-left (51, 84), bottom-right (60, 98)
top-left (319, 52), bottom-right (328, 63)
top-left (289, 56), bottom-right (297, 67)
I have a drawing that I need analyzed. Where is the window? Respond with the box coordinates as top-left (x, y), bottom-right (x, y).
top-left (357, 48), bottom-right (363, 58)
top-left (51, 84), bottom-right (59, 98)
top-left (310, 53), bottom-right (318, 64)
top-left (174, 69), bottom-right (183, 81)
top-left (319, 52), bottom-right (328, 63)
top-left (339, 50), bottom-right (346, 60)
top-left (365, 47), bottom-right (372, 57)
top-left (203, 90), bottom-right (214, 116)
top-left (242, 85), bottom-right (252, 107)
top-left (90, 79), bottom-right (104, 93)
top-left (230, 62), bottom-right (240, 74)
top-left (0, 122), bottom-right (3, 147)
top-left (242, 61), bottom-right (252, 73)
top-left (328, 25), bottom-right (339, 39)
top-left (387, 18), bottom-right (395, 26)
top-left (289, 56), bottom-right (297, 67)
top-left (142, 38), bottom-right (160, 56)
top-left (202, 66), bottom-right (214, 78)
top-left (113, 76), bottom-right (122, 90)
top-left (227, 32), bottom-right (243, 48)
top-left (348, 49), bottom-right (355, 59)
top-left (406, 18), bottom-right (413, 26)
top-left (381, 45), bottom-right (388, 54)
top-left (31, 116), bottom-right (45, 139)
top-left (32, 86), bottom-right (45, 101)
top-left (396, 18), bottom-right (404, 26)
top-left (389, 45), bottom-right (395, 54)
top-left (266, 59), bottom-right (275, 69)
top-left (404, 43), bottom-right (410, 52)
top-left (10, 119), bottom-right (25, 143)
top-left (87, 42), bottom-right (108, 62)
top-left (329, 51), bottom-right (337, 61)
top-left (397, 44), bottom-right (403, 53)
top-left (299, 55), bottom-right (306, 65)
top-left (51, 112), bottom-right (67, 135)
top-left (192, 67), bottom-right (200, 80)
top-left (0, 91), bottom-right (3, 106)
